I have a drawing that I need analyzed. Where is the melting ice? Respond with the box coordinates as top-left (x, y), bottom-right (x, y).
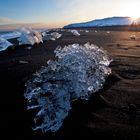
top-left (24, 43), bottom-right (112, 133)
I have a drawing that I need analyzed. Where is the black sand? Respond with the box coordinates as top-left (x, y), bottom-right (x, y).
top-left (1, 29), bottom-right (140, 139)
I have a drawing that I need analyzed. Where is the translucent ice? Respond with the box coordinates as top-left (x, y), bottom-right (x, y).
top-left (43, 32), bottom-right (62, 41)
top-left (0, 37), bottom-right (13, 51)
top-left (69, 29), bottom-right (80, 36)
top-left (18, 27), bottom-right (43, 45)
top-left (24, 43), bottom-right (112, 132)
top-left (50, 32), bottom-right (62, 40)
top-left (130, 34), bottom-right (136, 40)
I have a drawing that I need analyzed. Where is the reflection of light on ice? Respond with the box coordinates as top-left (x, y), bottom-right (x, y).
top-left (24, 43), bottom-right (112, 133)
top-left (0, 37), bottom-right (13, 51)
top-left (18, 27), bottom-right (43, 45)
top-left (130, 34), bottom-right (136, 40)
top-left (42, 32), bottom-right (62, 41)
top-left (68, 29), bottom-right (80, 36)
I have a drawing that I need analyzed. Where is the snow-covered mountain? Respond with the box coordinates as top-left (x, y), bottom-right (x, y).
top-left (64, 17), bottom-right (140, 28)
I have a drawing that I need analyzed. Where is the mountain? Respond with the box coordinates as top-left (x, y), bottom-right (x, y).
top-left (64, 17), bottom-right (140, 28)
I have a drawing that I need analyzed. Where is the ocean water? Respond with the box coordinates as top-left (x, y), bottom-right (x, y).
top-left (0, 31), bottom-right (21, 40)
top-left (0, 28), bottom-right (46, 40)
top-left (0, 31), bottom-right (12, 35)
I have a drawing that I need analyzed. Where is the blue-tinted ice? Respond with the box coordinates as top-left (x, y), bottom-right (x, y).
top-left (24, 43), bottom-right (112, 132)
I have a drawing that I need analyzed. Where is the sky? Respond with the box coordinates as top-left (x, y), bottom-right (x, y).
top-left (0, 0), bottom-right (140, 29)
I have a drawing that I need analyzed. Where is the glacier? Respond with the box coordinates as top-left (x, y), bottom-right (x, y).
top-left (68, 29), bottom-right (80, 36)
top-left (64, 17), bottom-right (139, 28)
top-left (24, 43), bottom-right (112, 133)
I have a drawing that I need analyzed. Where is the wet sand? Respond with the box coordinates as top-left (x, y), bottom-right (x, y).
top-left (0, 29), bottom-right (140, 139)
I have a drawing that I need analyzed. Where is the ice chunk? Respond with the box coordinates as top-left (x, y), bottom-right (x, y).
top-left (43, 32), bottom-right (62, 41)
top-left (50, 32), bottom-right (62, 40)
top-left (85, 30), bottom-right (89, 33)
top-left (32, 30), bottom-right (43, 43)
top-left (130, 34), bottom-right (136, 40)
top-left (42, 32), bottom-right (47, 37)
top-left (69, 29), bottom-right (80, 36)
top-left (18, 27), bottom-right (43, 45)
top-left (24, 43), bottom-right (112, 133)
top-left (0, 37), bottom-right (13, 51)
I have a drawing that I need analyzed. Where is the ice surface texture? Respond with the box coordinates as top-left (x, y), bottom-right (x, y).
top-left (0, 37), bottom-right (13, 51)
top-left (69, 29), bottom-right (80, 36)
top-left (24, 43), bottom-right (112, 133)
top-left (42, 32), bottom-right (62, 41)
top-left (18, 27), bottom-right (43, 46)
top-left (64, 17), bottom-right (135, 28)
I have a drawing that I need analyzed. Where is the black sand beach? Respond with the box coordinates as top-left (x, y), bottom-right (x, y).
top-left (1, 29), bottom-right (140, 139)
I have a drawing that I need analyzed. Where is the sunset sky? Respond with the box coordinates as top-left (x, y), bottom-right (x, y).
top-left (0, 0), bottom-right (140, 28)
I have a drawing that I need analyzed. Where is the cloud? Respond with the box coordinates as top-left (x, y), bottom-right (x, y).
top-left (0, 17), bottom-right (18, 25)
top-left (0, 22), bottom-right (50, 31)
top-left (50, 0), bottom-right (99, 23)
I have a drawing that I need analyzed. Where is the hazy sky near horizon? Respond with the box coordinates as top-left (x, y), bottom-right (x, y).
top-left (0, 0), bottom-right (140, 28)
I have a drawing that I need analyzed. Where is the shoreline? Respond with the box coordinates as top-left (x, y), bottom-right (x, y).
top-left (1, 29), bottom-right (140, 139)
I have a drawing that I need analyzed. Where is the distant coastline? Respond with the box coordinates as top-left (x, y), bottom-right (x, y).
top-left (63, 25), bottom-right (140, 31)
top-left (0, 31), bottom-right (15, 35)
top-left (0, 23), bottom-right (49, 32)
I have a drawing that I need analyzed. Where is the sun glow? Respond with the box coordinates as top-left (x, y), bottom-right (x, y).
top-left (121, 2), bottom-right (140, 21)
top-left (127, 10), bottom-right (140, 21)
top-left (131, 16), bottom-right (139, 21)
